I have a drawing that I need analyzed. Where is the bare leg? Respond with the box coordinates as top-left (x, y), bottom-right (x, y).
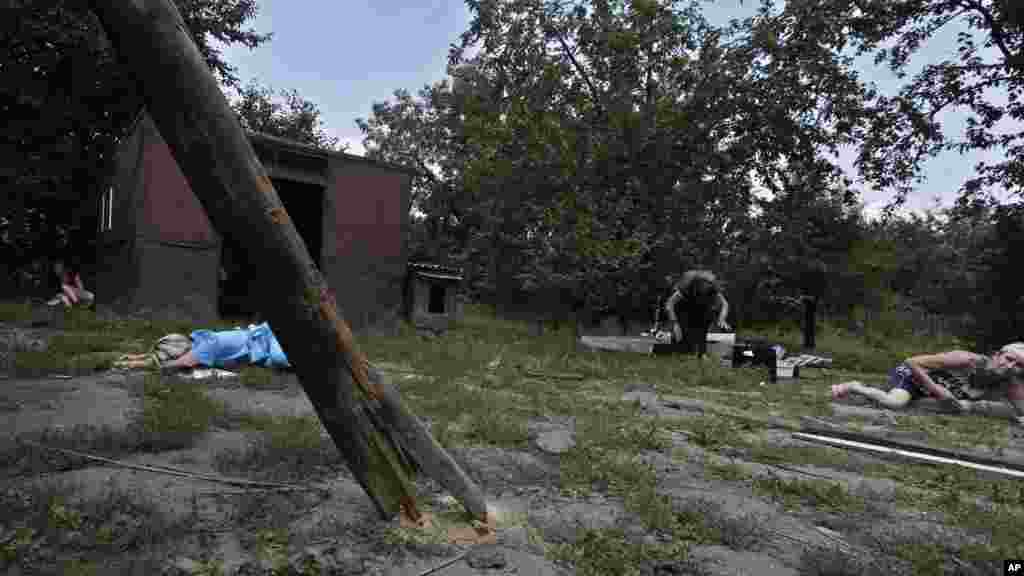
top-left (62, 285), bottom-right (79, 306)
top-left (832, 380), bottom-right (912, 409)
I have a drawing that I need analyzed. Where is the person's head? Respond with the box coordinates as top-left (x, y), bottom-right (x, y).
top-left (991, 342), bottom-right (1024, 377)
top-left (153, 334), bottom-right (192, 367)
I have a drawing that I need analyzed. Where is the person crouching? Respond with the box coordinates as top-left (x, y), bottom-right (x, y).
top-left (664, 270), bottom-right (732, 357)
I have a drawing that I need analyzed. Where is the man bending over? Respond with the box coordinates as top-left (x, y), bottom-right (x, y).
top-left (665, 270), bottom-right (732, 357)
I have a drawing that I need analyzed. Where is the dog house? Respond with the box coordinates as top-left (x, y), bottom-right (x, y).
top-left (95, 112), bottom-right (413, 331)
top-left (405, 262), bottom-right (463, 332)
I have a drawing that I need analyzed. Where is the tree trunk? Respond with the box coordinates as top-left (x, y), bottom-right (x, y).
top-left (802, 296), bottom-right (817, 351)
top-left (87, 0), bottom-right (487, 522)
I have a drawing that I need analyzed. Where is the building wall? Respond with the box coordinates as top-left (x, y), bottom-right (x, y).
top-left (325, 160), bottom-right (410, 333)
top-left (99, 114), bottom-right (411, 326)
top-left (94, 115), bottom-right (145, 308)
top-left (125, 116), bottom-right (220, 321)
top-left (134, 239), bottom-right (219, 321)
top-left (139, 116), bottom-right (217, 245)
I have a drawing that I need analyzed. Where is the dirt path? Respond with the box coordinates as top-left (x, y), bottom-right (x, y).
top-left (0, 372), bottom-right (568, 575)
top-left (1, 368), bottom-right (1017, 575)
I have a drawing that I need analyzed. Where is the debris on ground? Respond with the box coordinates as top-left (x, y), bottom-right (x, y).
top-left (177, 368), bottom-right (239, 381)
top-left (534, 429), bottom-right (576, 454)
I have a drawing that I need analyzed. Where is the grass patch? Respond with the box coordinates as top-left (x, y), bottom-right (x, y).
top-left (752, 474), bottom-right (867, 513)
top-left (12, 347), bottom-right (121, 377)
top-left (744, 442), bottom-right (894, 478)
top-left (1, 304), bottom-right (239, 377)
top-left (669, 415), bottom-right (754, 452)
top-left (215, 415), bottom-right (344, 482)
top-left (662, 496), bottom-right (770, 552)
top-left (135, 374), bottom-right (229, 450)
top-left (237, 366), bottom-right (295, 390)
top-left (0, 479), bottom-right (184, 574)
top-left (703, 460), bottom-right (753, 482)
top-left (0, 301), bottom-right (40, 325)
top-left (883, 538), bottom-right (950, 576)
top-left (250, 528), bottom-right (290, 575)
top-left (419, 383), bottom-right (532, 450)
top-left (893, 481), bottom-right (1024, 565)
top-left (743, 316), bottom-right (965, 374)
top-left (2, 374), bottom-right (230, 477)
top-left (1, 425), bottom-right (159, 478)
top-left (560, 403), bottom-right (771, 555)
top-left (549, 527), bottom-right (704, 576)
top-left (888, 412), bottom-right (1010, 451)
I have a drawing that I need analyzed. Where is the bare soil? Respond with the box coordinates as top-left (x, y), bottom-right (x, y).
top-left (1, 362), bottom-right (1019, 575)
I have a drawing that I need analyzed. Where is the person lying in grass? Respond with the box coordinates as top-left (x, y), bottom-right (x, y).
top-left (831, 342), bottom-right (1024, 425)
top-left (115, 321), bottom-right (291, 371)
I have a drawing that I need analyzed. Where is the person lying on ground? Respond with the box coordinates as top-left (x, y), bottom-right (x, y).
top-left (47, 259), bottom-right (94, 308)
top-left (664, 269), bottom-right (732, 356)
top-left (831, 342), bottom-right (1024, 425)
top-left (115, 321), bottom-right (291, 371)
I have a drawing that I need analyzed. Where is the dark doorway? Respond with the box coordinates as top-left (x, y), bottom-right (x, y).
top-left (218, 178), bottom-right (325, 319)
top-left (428, 283), bottom-right (446, 314)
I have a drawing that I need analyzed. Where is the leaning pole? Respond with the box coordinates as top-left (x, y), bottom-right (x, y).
top-left (87, 0), bottom-right (488, 522)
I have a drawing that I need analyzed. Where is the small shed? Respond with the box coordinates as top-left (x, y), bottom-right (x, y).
top-left (95, 112), bottom-right (414, 332)
top-left (405, 262), bottom-right (463, 333)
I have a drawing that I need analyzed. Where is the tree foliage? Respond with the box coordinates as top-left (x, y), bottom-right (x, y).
top-left (1, 0), bottom-right (271, 272)
top-left (778, 0), bottom-right (1024, 201)
top-left (231, 80), bottom-right (342, 151)
top-left (361, 0), bottom-right (876, 326)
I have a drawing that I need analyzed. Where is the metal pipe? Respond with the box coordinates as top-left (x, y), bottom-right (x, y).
top-left (792, 432), bottom-right (1024, 479)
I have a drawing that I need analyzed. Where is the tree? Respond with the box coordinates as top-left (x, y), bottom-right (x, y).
top-left (752, 158), bottom-right (863, 347)
top-left (972, 203), bottom-right (1024, 349)
top-left (445, 0), bottom-right (874, 324)
top-left (778, 0), bottom-right (1024, 202)
top-left (355, 0), bottom-right (880, 330)
top-left (1, 0), bottom-right (271, 278)
top-left (231, 79), bottom-right (343, 151)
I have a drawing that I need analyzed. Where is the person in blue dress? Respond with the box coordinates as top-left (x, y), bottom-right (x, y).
top-left (156, 322), bottom-right (291, 370)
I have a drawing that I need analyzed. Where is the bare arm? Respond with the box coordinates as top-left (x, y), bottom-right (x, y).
top-left (716, 293), bottom-right (730, 327)
top-left (905, 351), bottom-right (984, 401)
top-left (1008, 379), bottom-right (1024, 422)
top-left (665, 290), bottom-right (682, 324)
top-left (665, 290), bottom-right (684, 341)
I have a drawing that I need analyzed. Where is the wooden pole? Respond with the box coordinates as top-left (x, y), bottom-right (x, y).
top-left (86, 0), bottom-right (488, 521)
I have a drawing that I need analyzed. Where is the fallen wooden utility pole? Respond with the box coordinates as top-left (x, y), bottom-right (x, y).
top-left (87, 0), bottom-right (487, 522)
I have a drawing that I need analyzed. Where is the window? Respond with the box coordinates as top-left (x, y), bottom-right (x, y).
top-left (99, 186), bottom-right (114, 232)
top-left (428, 283), bottom-right (446, 314)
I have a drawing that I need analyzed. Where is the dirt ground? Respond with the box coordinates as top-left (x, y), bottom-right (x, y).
top-left (2, 345), bottom-right (1022, 574)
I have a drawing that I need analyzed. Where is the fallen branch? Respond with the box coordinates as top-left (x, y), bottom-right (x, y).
top-left (415, 549), bottom-right (470, 576)
top-left (522, 370), bottom-right (586, 381)
top-left (18, 439), bottom-right (330, 494)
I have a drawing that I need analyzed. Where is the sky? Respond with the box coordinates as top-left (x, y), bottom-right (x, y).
top-left (215, 0), bottom-right (1017, 217)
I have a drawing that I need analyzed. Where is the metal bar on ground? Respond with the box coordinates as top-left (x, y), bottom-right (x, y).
top-left (578, 336), bottom-right (656, 354)
top-left (799, 424), bottom-right (1024, 473)
top-left (792, 432), bottom-right (1024, 479)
